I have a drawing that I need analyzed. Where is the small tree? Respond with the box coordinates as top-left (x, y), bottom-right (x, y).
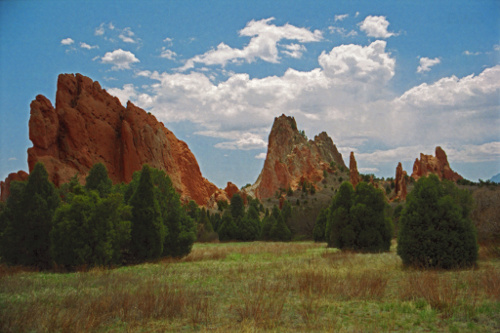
top-left (313, 208), bottom-right (329, 242)
top-left (326, 181), bottom-right (392, 252)
top-left (218, 210), bottom-right (238, 241)
top-left (230, 193), bottom-right (245, 220)
top-left (129, 165), bottom-right (163, 261)
top-left (85, 163), bottom-right (112, 197)
top-left (397, 175), bottom-right (477, 269)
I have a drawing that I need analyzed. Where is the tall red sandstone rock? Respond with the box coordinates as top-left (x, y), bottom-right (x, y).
top-left (411, 146), bottom-right (462, 182)
top-left (250, 114), bottom-right (346, 200)
top-left (3, 73), bottom-right (218, 205)
top-left (349, 151), bottom-right (361, 188)
top-left (395, 162), bottom-right (407, 200)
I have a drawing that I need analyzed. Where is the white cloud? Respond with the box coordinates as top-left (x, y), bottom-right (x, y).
top-left (8, 157), bottom-right (17, 161)
top-left (359, 167), bottom-right (380, 174)
top-left (160, 48), bottom-right (177, 60)
top-left (106, 83), bottom-right (137, 106)
top-left (109, 22), bottom-right (115, 30)
top-left (119, 27), bottom-right (136, 43)
top-left (334, 14), bottom-right (349, 22)
top-left (328, 26), bottom-right (358, 37)
top-left (463, 50), bottom-right (481, 56)
top-left (281, 43), bottom-right (307, 58)
top-left (359, 16), bottom-right (395, 38)
top-left (61, 38), bottom-right (74, 45)
top-left (178, 17), bottom-right (322, 71)
top-left (163, 37), bottom-right (173, 46)
top-left (101, 49), bottom-right (140, 70)
top-left (417, 57), bottom-right (440, 73)
top-left (80, 42), bottom-right (99, 50)
top-left (255, 152), bottom-right (267, 159)
top-left (95, 23), bottom-right (105, 36)
top-left (318, 40), bottom-right (395, 86)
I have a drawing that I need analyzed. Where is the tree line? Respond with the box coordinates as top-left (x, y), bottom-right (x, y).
top-left (0, 163), bottom-right (196, 270)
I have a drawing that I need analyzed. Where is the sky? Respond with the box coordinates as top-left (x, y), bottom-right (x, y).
top-left (1, 0), bottom-right (499, 188)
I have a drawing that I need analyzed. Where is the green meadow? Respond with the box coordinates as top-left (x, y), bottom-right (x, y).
top-left (1, 241), bottom-right (499, 332)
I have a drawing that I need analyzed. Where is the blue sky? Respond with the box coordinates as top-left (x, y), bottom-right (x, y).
top-left (1, 0), bottom-right (499, 188)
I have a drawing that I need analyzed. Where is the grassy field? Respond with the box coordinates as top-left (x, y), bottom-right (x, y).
top-left (1, 241), bottom-right (499, 332)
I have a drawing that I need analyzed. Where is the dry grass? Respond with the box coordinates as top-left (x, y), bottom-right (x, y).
top-left (1, 241), bottom-right (499, 332)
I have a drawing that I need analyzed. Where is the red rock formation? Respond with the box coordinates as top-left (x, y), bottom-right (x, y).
top-left (0, 171), bottom-right (29, 202)
top-left (395, 162), bottom-right (407, 200)
top-left (349, 152), bottom-right (361, 188)
top-left (250, 114), bottom-right (346, 200)
top-left (3, 73), bottom-right (218, 205)
top-left (411, 146), bottom-right (462, 182)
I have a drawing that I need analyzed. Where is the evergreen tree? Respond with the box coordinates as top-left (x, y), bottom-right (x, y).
top-left (397, 175), bottom-right (477, 269)
top-left (230, 193), bottom-right (245, 220)
top-left (1, 163), bottom-right (59, 268)
top-left (237, 206), bottom-right (260, 241)
top-left (260, 215), bottom-right (275, 240)
top-left (50, 191), bottom-right (131, 269)
top-left (313, 208), bottom-right (329, 242)
top-left (268, 205), bottom-right (292, 241)
top-left (85, 163), bottom-right (112, 197)
top-left (326, 181), bottom-right (392, 252)
top-left (129, 165), bottom-right (163, 261)
top-left (218, 210), bottom-right (238, 241)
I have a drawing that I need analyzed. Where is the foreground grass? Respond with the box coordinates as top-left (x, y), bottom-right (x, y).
top-left (1, 242), bottom-right (499, 332)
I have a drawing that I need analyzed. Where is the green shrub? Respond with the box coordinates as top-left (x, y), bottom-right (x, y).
top-left (397, 175), bottom-right (478, 269)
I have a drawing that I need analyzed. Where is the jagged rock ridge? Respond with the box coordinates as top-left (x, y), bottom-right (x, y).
top-left (4, 73), bottom-right (218, 205)
top-left (248, 114), bottom-right (346, 199)
top-left (411, 146), bottom-right (462, 182)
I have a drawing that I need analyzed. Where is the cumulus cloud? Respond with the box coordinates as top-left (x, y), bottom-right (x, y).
top-left (463, 50), bottom-right (481, 56)
top-left (80, 42), bottom-right (98, 50)
top-left (61, 38), bottom-right (74, 45)
top-left (178, 17), bottom-right (322, 71)
top-left (334, 14), bottom-right (349, 22)
top-left (318, 40), bottom-right (395, 86)
top-left (417, 57), bottom-right (440, 73)
top-left (359, 16), bottom-right (395, 38)
top-left (101, 49), bottom-right (140, 70)
top-left (95, 24), bottom-right (105, 36)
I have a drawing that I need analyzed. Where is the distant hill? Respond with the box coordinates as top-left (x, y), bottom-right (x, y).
top-left (490, 173), bottom-right (500, 183)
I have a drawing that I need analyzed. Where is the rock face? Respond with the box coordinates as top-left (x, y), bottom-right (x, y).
top-left (250, 114), bottom-right (346, 200)
top-left (349, 152), bottom-right (361, 188)
top-left (0, 171), bottom-right (29, 202)
top-left (411, 146), bottom-right (462, 182)
top-left (395, 162), bottom-right (407, 200)
top-left (4, 73), bottom-right (218, 205)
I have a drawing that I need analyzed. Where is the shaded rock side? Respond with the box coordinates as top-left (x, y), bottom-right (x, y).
top-left (251, 114), bottom-right (346, 200)
top-left (349, 151), bottom-right (361, 188)
top-left (15, 73), bottom-right (218, 205)
top-left (411, 146), bottom-right (463, 182)
top-left (394, 162), bottom-right (407, 200)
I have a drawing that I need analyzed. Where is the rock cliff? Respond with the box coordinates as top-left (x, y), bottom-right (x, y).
top-left (250, 114), bottom-right (346, 199)
top-left (411, 146), bottom-right (462, 182)
top-left (3, 73), bottom-right (218, 205)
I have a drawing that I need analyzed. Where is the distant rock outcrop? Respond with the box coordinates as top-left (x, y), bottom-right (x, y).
top-left (395, 162), bottom-right (407, 200)
top-left (411, 146), bottom-right (462, 182)
top-left (2, 73), bottom-right (218, 205)
top-left (349, 152), bottom-right (361, 188)
top-left (249, 114), bottom-right (346, 200)
top-left (0, 171), bottom-right (29, 202)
